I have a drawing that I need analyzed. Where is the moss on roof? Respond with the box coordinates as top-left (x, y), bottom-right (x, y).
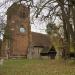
top-left (40, 47), bottom-right (50, 53)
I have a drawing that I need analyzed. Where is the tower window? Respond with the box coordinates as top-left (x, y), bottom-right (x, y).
top-left (19, 25), bottom-right (26, 33)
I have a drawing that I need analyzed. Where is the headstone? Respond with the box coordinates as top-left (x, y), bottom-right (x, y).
top-left (0, 58), bottom-right (4, 65)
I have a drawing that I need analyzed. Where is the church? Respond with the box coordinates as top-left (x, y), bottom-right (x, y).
top-left (1, 2), bottom-right (51, 59)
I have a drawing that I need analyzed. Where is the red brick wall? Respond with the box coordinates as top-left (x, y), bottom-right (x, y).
top-left (6, 5), bottom-right (31, 56)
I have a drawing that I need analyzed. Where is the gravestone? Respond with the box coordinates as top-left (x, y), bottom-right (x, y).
top-left (0, 58), bottom-right (4, 65)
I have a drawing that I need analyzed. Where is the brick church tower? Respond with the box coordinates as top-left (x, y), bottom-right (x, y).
top-left (1, 2), bottom-right (51, 59)
top-left (5, 3), bottom-right (31, 57)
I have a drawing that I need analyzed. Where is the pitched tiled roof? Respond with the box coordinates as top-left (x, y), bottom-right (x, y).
top-left (31, 32), bottom-right (51, 47)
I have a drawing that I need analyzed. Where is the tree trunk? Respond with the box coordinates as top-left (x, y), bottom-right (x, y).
top-left (0, 40), bottom-right (2, 56)
top-left (56, 0), bottom-right (71, 58)
top-left (71, 6), bottom-right (75, 51)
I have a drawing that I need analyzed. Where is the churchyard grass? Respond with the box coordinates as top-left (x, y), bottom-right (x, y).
top-left (0, 59), bottom-right (75, 75)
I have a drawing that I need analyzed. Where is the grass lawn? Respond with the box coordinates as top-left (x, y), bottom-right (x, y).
top-left (0, 59), bottom-right (75, 75)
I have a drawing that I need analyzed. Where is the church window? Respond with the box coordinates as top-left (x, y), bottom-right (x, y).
top-left (19, 25), bottom-right (26, 33)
